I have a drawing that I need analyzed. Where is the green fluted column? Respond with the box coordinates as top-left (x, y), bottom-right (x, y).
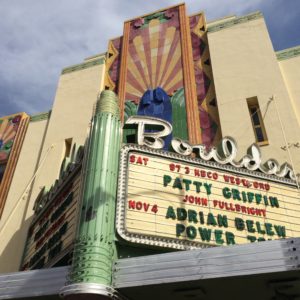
top-left (61, 90), bottom-right (122, 299)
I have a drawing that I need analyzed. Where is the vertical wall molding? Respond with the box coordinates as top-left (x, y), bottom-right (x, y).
top-left (118, 22), bottom-right (131, 122)
top-left (0, 114), bottom-right (30, 218)
top-left (179, 4), bottom-right (202, 144)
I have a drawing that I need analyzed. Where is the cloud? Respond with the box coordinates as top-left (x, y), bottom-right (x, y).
top-left (0, 0), bottom-right (299, 117)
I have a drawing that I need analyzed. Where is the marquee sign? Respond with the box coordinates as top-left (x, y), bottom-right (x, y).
top-left (116, 144), bottom-right (300, 250)
top-left (22, 184), bottom-right (78, 270)
top-left (126, 116), bottom-right (297, 180)
top-left (21, 145), bottom-right (83, 270)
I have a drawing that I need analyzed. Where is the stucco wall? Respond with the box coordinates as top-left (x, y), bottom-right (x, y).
top-left (29, 56), bottom-right (105, 205)
top-left (207, 16), bottom-right (300, 174)
top-left (278, 53), bottom-right (300, 127)
top-left (0, 117), bottom-right (49, 272)
top-left (0, 55), bottom-right (105, 273)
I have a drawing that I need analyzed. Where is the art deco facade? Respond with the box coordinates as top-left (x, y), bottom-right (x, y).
top-left (0, 4), bottom-right (300, 300)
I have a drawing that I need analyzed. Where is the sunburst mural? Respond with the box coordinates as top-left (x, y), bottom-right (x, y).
top-left (104, 5), bottom-right (220, 146)
top-left (125, 7), bottom-right (183, 104)
top-left (0, 112), bottom-right (29, 217)
top-left (0, 114), bottom-right (22, 164)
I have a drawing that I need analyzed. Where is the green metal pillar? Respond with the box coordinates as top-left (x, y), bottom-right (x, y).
top-left (60, 90), bottom-right (122, 299)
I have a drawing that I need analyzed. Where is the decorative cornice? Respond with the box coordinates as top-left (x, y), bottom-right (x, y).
top-left (276, 45), bottom-right (300, 61)
top-left (30, 111), bottom-right (51, 122)
top-left (61, 57), bottom-right (105, 75)
top-left (207, 11), bottom-right (263, 33)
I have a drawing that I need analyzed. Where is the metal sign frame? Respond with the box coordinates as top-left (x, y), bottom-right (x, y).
top-left (116, 144), bottom-right (297, 250)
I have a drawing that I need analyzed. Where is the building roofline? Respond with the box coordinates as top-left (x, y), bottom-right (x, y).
top-left (30, 111), bottom-right (51, 122)
top-left (276, 45), bottom-right (300, 61)
top-left (207, 11), bottom-right (263, 33)
top-left (207, 14), bottom-right (236, 26)
top-left (61, 56), bottom-right (105, 75)
top-left (84, 52), bottom-right (106, 61)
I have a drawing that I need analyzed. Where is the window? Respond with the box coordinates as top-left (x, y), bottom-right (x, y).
top-left (247, 97), bottom-right (268, 145)
top-left (64, 138), bottom-right (72, 158)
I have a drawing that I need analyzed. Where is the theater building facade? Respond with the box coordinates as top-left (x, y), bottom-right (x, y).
top-left (1, 4), bottom-right (300, 300)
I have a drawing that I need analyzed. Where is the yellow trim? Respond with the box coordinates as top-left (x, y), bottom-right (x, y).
top-left (257, 140), bottom-right (269, 147)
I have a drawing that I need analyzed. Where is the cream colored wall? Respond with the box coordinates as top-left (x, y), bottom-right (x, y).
top-left (208, 17), bottom-right (300, 174)
top-left (0, 118), bottom-right (49, 273)
top-left (278, 55), bottom-right (300, 126)
top-left (0, 57), bottom-right (105, 273)
top-left (29, 58), bottom-right (105, 205)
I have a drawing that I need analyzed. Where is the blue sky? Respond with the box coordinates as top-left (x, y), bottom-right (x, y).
top-left (0, 0), bottom-right (299, 117)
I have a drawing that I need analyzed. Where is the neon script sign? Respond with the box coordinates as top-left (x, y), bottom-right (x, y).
top-left (126, 116), bottom-right (298, 181)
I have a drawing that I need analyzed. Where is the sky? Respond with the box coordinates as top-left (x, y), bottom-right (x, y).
top-left (0, 0), bottom-right (299, 117)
